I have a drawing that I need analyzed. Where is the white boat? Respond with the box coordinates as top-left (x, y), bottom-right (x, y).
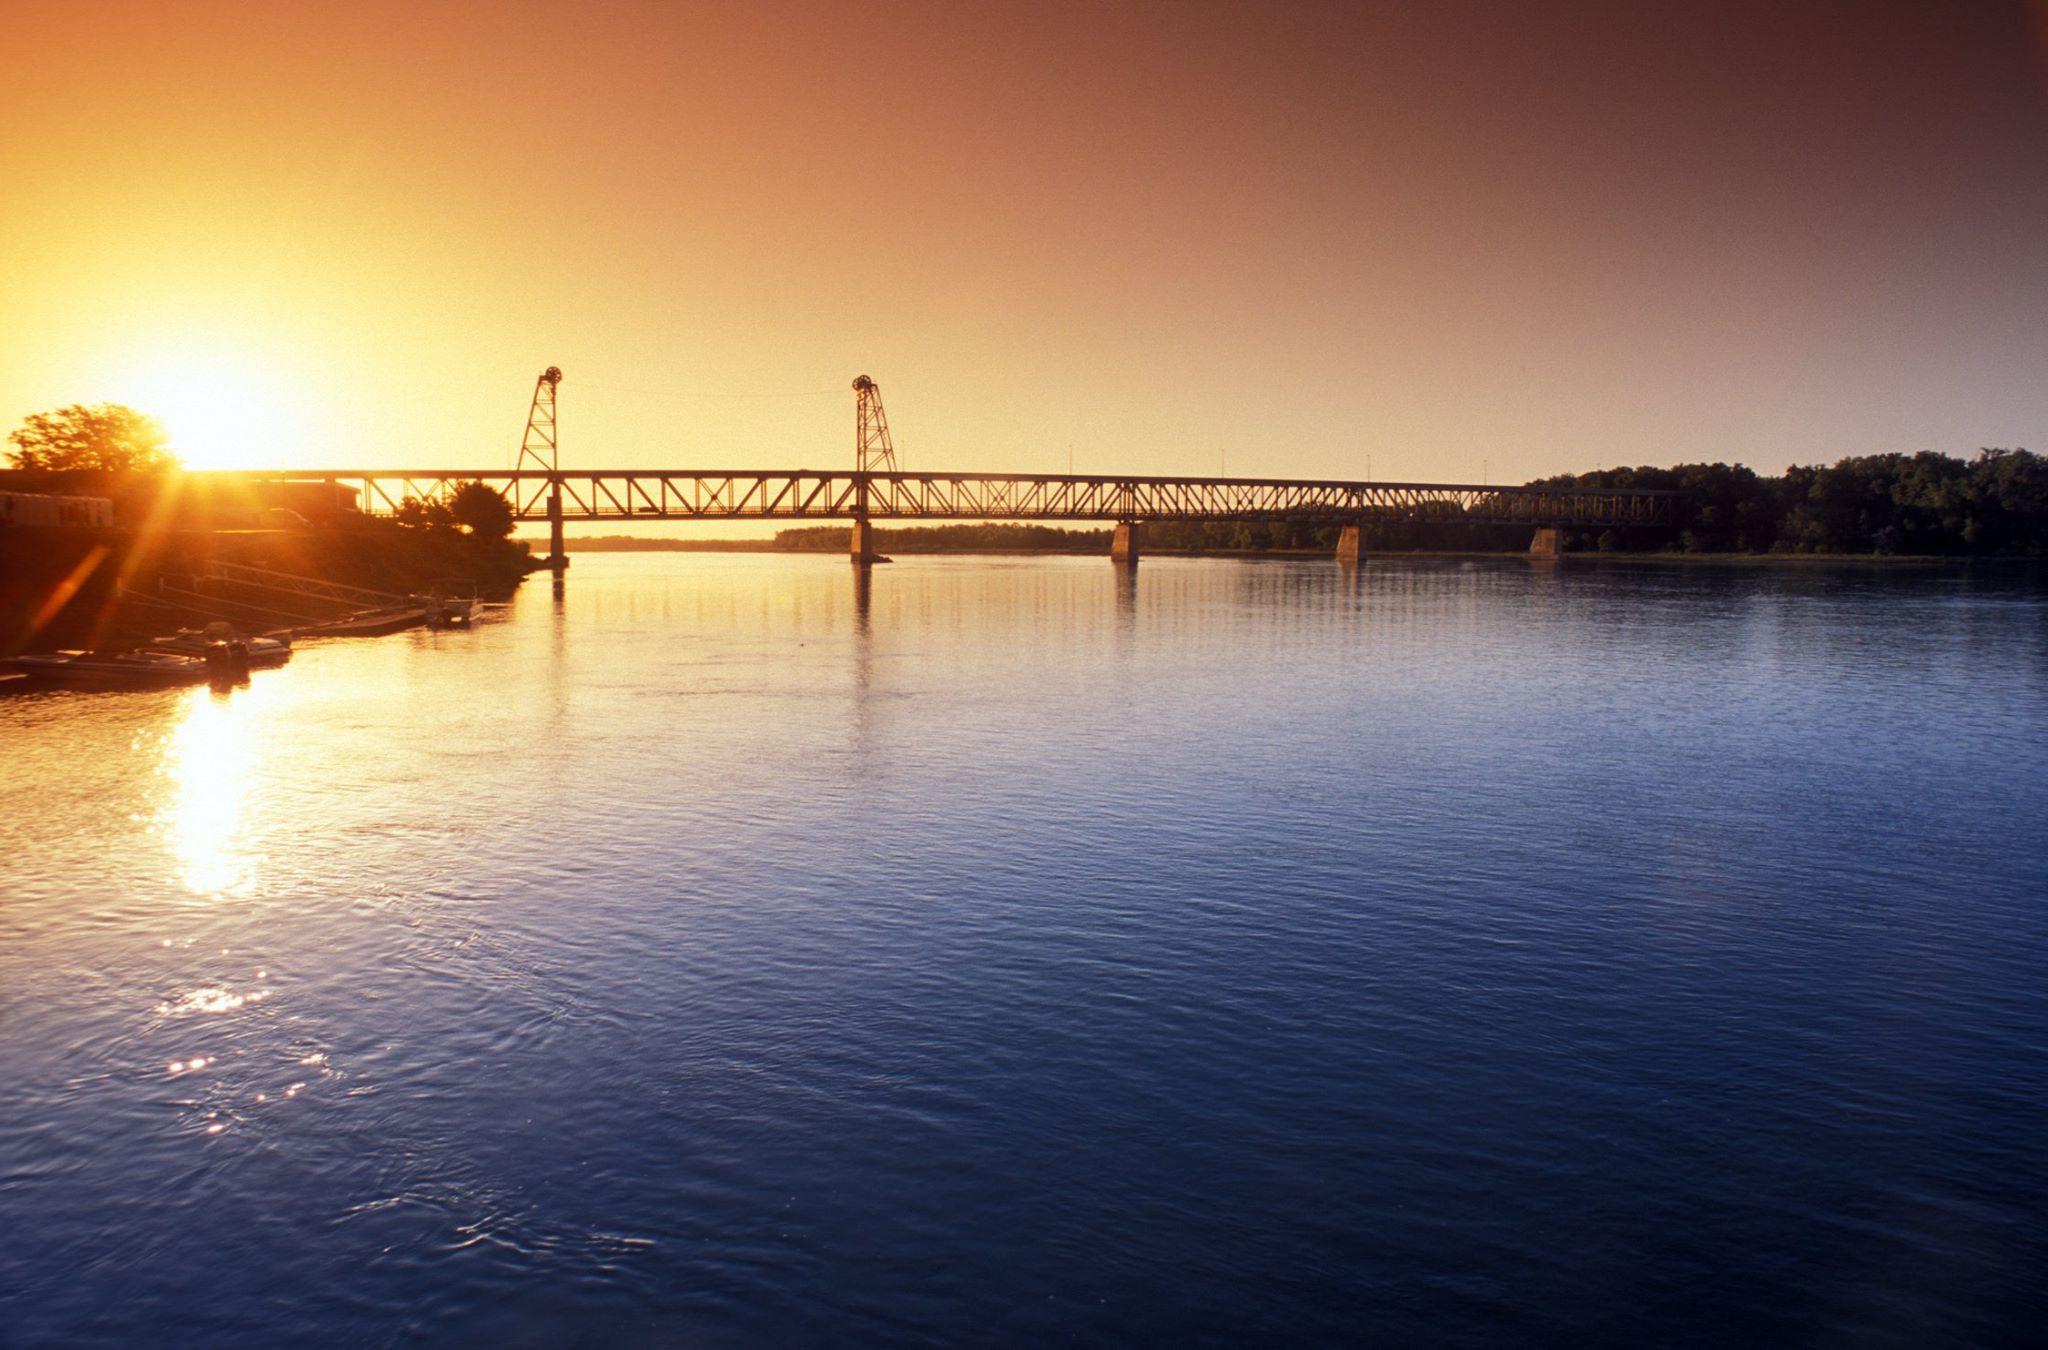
top-left (419, 580), bottom-right (478, 630)
top-left (4, 650), bottom-right (212, 690)
top-left (152, 622), bottom-right (293, 668)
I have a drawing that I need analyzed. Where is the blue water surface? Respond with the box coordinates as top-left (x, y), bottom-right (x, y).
top-left (2, 554), bottom-right (2044, 1346)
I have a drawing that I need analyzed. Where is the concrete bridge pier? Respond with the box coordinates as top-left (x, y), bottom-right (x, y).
top-left (547, 482), bottom-right (568, 573)
top-left (850, 518), bottom-right (882, 564)
top-left (1111, 521), bottom-right (1140, 565)
top-left (1529, 527), bottom-right (1564, 558)
top-left (1336, 524), bottom-right (1367, 566)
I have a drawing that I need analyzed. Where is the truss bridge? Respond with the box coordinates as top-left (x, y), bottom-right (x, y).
top-left (196, 369), bottom-right (1680, 567)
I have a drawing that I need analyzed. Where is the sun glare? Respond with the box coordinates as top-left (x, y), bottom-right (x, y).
top-left (117, 349), bottom-right (293, 470)
top-left (159, 684), bottom-right (263, 896)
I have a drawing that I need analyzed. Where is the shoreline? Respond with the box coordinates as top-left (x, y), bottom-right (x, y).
top-left (3, 523), bottom-right (539, 656)
top-left (12, 529), bottom-right (2036, 657)
top-left (528, 539), bottom-right (2032, 567)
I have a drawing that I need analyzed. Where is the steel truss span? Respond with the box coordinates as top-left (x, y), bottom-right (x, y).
top-left (209, 469), bottom-right (1678, 528)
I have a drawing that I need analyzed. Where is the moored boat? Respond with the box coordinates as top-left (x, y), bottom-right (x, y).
top-left (152, 622), bottom-right (293, 668)
top-left (419, 579), bottom-right (478, 630)
top-left (4, 650), bottom-right (213, 690)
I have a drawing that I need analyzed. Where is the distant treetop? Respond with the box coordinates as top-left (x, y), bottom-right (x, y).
top-left (6, 404), bottom-right (178, 473)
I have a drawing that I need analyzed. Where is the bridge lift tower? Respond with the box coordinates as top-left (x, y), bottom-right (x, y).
top-left (517, 366), bottom-right (566, 572)
top-left (853, 374), bottom-right (897, 474)
top-left (851, 374), bottom-right (895, 563)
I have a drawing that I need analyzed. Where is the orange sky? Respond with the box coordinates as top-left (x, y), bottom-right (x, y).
top-left (2, 0), bottom-right (2045, 482)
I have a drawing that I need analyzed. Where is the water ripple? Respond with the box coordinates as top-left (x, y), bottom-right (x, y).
top-left (2, 556), bottom-right (2045, 1347)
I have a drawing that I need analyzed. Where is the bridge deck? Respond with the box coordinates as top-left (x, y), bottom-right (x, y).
top-left (201, 469), bottom-right (1677, 528)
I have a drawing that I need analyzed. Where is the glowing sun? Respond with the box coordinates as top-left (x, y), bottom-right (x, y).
top-left (119, 349), bottom-right (294, 470)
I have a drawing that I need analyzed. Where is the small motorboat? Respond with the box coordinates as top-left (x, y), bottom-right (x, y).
top-left (4, 650), bottom-right (213, 690)
top-left (153, 622), bottom-right (293, 668)
top-left (419, 579), bottom-right (478, 630)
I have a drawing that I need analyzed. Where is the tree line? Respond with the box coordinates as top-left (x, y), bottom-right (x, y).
top-left (776, 523), bottom-right (1114, 551)
top-left (776, 521), bottom-right (1370, 551)
top-left (1537, 449), bottom-right (2047, 555)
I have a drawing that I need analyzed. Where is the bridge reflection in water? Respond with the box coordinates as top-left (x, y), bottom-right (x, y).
top-left (199, 467), bottom-right (1680, 568)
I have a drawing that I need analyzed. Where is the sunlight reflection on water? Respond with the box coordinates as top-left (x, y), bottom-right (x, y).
top-left (158, 685), bottom-right (263, 896)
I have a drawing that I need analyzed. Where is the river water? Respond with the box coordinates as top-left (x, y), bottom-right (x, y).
top-left (2, 554), bottom-right (2045, 1347)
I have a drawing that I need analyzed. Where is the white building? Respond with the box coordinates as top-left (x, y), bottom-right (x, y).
top-left (0, 491), bottom-right (116, 528)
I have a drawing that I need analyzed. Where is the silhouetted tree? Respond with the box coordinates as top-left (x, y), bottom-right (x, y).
top-left (6, 404), bottom-right (176, 472)
top-left (393, 496), bottom-right (456, 531)
top-left (448, 481), bottom-right (514, 538)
